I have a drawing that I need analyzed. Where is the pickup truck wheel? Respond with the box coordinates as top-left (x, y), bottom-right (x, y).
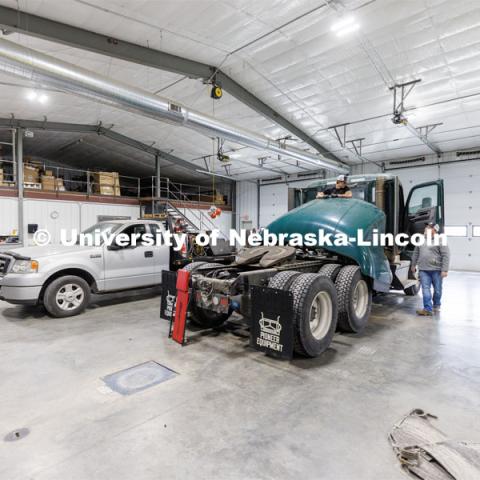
top-left (189, 262), bottom-right (229, 328)
top-left (288, 273), bottom-right (338, 357)
top-left (318, 263), bottom-right (342, 281)
top-left (43, 275), bottom-right (91, 318)
top-left (268, 271), bottom-right (301, 290)
top-left (335, 266), bottom-right (371, 333)
top-left (404, 282), bottom-right (420, 296)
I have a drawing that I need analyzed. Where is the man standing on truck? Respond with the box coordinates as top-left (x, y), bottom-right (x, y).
top-left (411, 222), bottom-right (450, 316)
top-left (316, 175), bottom-right (353, 199)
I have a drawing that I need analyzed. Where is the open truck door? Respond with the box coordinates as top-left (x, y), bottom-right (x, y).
top-left (405, 180), bottom-right (445, 236)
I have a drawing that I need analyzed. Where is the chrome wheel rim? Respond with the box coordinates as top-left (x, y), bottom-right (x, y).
top-left (309, 291), bottom-right (332, 340)
top-left (352, 280), bottom-right (369, 318)
top-left (56, 283), bottom-right (84, 311)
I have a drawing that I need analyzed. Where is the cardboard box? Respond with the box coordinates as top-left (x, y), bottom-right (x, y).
top-left (98, 186), bottom-right (114, 196)
top-left (24, 165), bottom-right (39, 183)
top-left (92, 172), bottom-right (120, 196)
top-left (56, 178), bottom-right (66, 192)
top-left (45, 170), bottom-right (54, 176)
top-left (41, 175), bottom-right (56, 191)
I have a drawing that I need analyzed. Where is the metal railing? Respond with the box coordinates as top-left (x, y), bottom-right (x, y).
top-left (1, 159), bottom-right (232, 207)
top-left (139, 176), bottom-right (229, 205)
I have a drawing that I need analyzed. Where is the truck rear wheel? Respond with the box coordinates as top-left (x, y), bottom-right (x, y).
top-left (318, 263), bottom-right (342, 281)
top-left (335, 266), bottom-right (371, 333)
top-left (43, 275), bottom-right (91, 318)
top-left (288, 273), bottom-right (338, 357)
top-left (268, 271), bottom-right (301, 290)
top-left (189, 262), bottom-right (230, 328)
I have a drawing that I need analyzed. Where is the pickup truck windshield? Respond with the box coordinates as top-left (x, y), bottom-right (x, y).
top-left (79, 222), bottom-right (122, 245)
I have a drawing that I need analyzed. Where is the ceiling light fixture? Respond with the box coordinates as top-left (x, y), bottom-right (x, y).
top-left (331, 16), bottom-right (360, 37)
top-left (26, 90), bottom-right (37, 101)
top-left (26, 90), bottom-right (48, 103)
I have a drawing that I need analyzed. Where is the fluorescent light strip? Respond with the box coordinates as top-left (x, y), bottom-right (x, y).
top-left (331, 16), bottom-right (355, 32)
top-left (336, 23), bottom-right (360, 37)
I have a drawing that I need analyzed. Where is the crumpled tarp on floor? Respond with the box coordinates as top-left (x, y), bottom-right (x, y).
top-left (389, 409), bottom-right (480, 479)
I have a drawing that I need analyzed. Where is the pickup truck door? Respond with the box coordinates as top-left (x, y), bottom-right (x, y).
top-left (404, 180), bottom-right (445, 235)
top-left (149, 222), bottom-right (171, 281)
top-left (103, 223), bottom-right (156, 291)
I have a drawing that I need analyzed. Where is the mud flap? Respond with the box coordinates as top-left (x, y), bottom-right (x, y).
top-left (389, 409), bottom-right (480, 479)
top-left (250, 286), bottom-right (294, 360)
top-left (160, 270), bottom-right (178, 321)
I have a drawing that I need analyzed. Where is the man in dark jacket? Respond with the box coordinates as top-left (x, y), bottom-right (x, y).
top-left (411, 222), bottom-right (450, 316)
top-left (316, 175), bottom-right (353, 199)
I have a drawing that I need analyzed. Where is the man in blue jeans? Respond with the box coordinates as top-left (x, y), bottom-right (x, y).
top-left (411, 223), bottom-right (450, 316)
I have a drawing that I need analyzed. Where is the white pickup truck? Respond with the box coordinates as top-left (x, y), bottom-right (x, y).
top-left (0, 220), bottom-right (176, 317)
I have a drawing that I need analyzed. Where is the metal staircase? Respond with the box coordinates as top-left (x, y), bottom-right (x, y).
top-left (149, 182), bottom-right (228, 238)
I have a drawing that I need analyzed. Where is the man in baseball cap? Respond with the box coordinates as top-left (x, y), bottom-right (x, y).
top-left (411, 222), bottom-right (450, 316)
top-left (317, 174), bottom-right (353, 199)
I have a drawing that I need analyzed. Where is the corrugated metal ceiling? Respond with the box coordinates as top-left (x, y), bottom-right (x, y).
top-left (0, 0), bottom-right (479, 181)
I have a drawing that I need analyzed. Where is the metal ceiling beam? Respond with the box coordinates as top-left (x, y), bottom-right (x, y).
top-left (0, 117), bottom-right (97, 133)
top-left (0, 5), bottom-right (343, 164)
top-left (0, 117), bottom-right (203, 174)
top-left (404, 121), bottom-right (442, 155)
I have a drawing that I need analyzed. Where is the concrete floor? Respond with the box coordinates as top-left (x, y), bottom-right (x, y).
top-left (1, 272), bottom-right (479, 480)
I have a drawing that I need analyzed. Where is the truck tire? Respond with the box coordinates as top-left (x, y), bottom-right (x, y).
top-left (288, 273), bottom-right (338, 357)
top-left (268, 271), bottom-right (301, 290)
top-left (404, 282), bottom-right (420, 296)
top-left (190, 263), bottom-right (230, 328)
top-left (335, 266), bottom-right (371, 333)
top-left (318, 263), bottom-right (342, 281)
top-left (43, 275), bottom-right (91, 318)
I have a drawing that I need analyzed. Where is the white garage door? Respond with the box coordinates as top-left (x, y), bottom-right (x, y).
top-left (259, 184), bottom-right (288, 227)
top-left (439, 162), bottom-right (480, 271)
top-left (392, 160), bottom-right (480, 272)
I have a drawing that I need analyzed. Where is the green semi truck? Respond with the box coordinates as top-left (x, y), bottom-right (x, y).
top-left (184, 174), bottom-right (445, 358)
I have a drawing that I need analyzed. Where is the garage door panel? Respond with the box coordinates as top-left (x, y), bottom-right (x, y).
top-left (259, 184), bottom-right (288, 227)
top-left (446, 237), bottom-right (479, 271)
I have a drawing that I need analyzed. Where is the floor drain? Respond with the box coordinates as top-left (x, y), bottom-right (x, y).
top-left (4, 428), bottom-right (30, 442)
top-left (102, 360), bottom-right (177, 396)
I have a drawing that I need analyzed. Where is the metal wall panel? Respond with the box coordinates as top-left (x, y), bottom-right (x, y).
top-left (24, 199), bottom-right (80, 245)
top-left (236, 181), bottom-right (258, 230)
top-left (0, 197), bottom-right (18, 235)
top-left (80, 203), bottom-right (140, 230)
